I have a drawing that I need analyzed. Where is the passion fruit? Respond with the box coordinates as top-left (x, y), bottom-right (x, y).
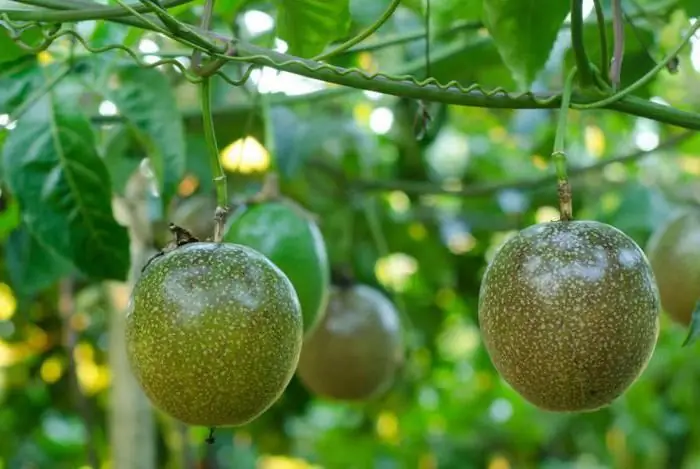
top-left (478, 220), bottom-right (660, 412)
top-left (126, 241), bottom-right (303, 427)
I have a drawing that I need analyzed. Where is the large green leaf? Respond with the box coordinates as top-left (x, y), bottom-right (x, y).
top-left (274, 0), bottom-right (351, 58)
top-left (1, 88), bottom-right (130, 281)
top-left (107, 65), bottom-right (186, 207)
top-left (5, 225), bottom-right (74, 297)
top-left (482, 0), bottom-right (570, 89)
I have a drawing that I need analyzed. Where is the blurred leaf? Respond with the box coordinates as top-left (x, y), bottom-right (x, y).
top-left (482, 0), bottom-right (570, 89)
top-left (107, 65), bottom-right (186, 207)
top-left (1, 89), bottom-right (130, 281)
top-left (0, 195), bottom-right (20, 241)
top-left (6, 225), bottom-right (74, 296)
top-left (274, 0), bottom-right (351, 58)
top-left (682, 301), bottom-right (700, 347)
top-left (0, 22), bottom-right (41, 65)
top-left (101, 126), bottom-right (142, 195)
top-left (0, 57), bottom-right (43, 115)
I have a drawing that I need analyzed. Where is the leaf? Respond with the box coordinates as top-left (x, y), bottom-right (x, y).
top-left (0, 194), bottom-right (20, 242)
top-left (0, 20), bottom-right (42, 65)
top-left (274, 0), bottom-right (351, 58)
top-left (482, 0), bottom-right (570, 89)
top-left (0, 56), bottom-right (43, 115)
top-left (107, 65), bottom-right (186, 207)
top-left (1, 87), bottom-right (130, 281)
top-left (101, 126), bottom-right (142, 196)
top-left (5, 225), bottom-right (74, 297)
top-left (682, 300), bottom-right (700, 347)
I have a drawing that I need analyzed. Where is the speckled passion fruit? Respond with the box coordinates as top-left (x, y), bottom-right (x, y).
top-left (478, 220), bottom-right (660, 412)
top-left (646, 210), bottom-right (700, 326)
top-left (125, 242), bottom-right (303, 427)
top-left (296, 284), bottom-right (404, 401)
top-left (223, 201), bottom-right (330, 335)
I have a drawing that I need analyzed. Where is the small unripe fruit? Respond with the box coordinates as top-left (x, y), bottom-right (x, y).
top-left (646, 210), bottom-right (700, 325)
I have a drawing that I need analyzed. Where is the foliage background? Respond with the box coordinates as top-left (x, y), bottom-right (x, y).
top-left (1, 0), bottom-right (700, 468)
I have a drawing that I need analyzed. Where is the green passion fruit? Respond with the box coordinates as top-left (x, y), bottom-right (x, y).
top-left (126, 242), bottom-right (303, 427)
top-left (296, 284), bottom-right (404, 401)
top-left (646, 210), bottom-right (700, 325)
top-left (223, 201), bottom-right (330, 334)
top-left (478, 220), bottom-right (660, 412)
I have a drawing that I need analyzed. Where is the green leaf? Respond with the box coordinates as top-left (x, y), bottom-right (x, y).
top-left (5, 225), bottom-right (74, 297)
top-left (682, 300), bottom-right (700, 347)
top-left (0, 57), bottom-right (43, 115)
top-left (274, 0), bottom-right (351, 58)
top-left (482, 0), bottom-right (570, 89)
top-left (107, 66), bottom-right (186, 207)
top-left (0, 21), bottom-right (42, 65)
top-left (1, 88), bottom-right (130, 281)
top-left (101, 126), bottom-right (142, 196)
top-left (0, 194), bottom-right (20, 242)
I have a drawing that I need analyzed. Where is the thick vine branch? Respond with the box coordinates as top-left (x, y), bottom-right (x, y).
top-left (320, 131), bottom-right (695, 197)
top-left (6, 0), bottom-right (700, 130)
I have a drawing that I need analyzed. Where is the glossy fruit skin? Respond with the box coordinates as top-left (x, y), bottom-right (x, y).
top-left (224, 201), bottom-right (330, 334)
top-left (297, 284), bottom-right (404, 401)
top-left (646, 210), bottom-right (700, 325)
top-left (478, 220), bottom-right (660, 412)
top-left (126, 242), bottom-right (303, 427)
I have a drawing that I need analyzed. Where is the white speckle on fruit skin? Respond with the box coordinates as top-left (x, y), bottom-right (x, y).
top-left (125, 242), bottom-right (303, 427)
top-left (478, 220), bottom-right (660, 412)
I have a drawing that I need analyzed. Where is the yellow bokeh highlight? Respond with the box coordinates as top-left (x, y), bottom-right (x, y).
top-left (680, 156), bottom-right (700, 176)
top-left (408, 222), bottom-right (427, 241)
top-left (488, 455), bottom-right (511, 469)
top-left (375, 253), bottom-right (418, 292)
top-left (73, 342), bottom-right (110, 395)
top-left (357, 52), bottom-right (378, 73)
top-left (40, 356), bottom-right (64, 384)
top-left (257, 455), bottom-right (320, 469)
top-left (0, 283), bottom-right (17, 321)
top-left (353, 102), bottom-right (373, 126)
top-left (375, 411), bottom-right (400, 444)
top-left (38, 51), bottom-right (53, 65)
top-left (531, 154), bottom-right (548, 171)
top-left (220, 136), bottom-right (270, 174)
top-left (535, 206), bottom-right (560, 223)
top-left (584, 125), bottom-right (606, 158)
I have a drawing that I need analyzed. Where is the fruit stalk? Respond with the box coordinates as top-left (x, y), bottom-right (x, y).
top-left (200, 76), bottom-right (229, 241)
top-left (552, 68), bottom-right (577, 221)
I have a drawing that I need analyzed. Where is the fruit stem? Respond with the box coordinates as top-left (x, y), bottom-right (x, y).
top-left (552, 68), bottom-right (578, 221)
top-left (200, 76), bottom-right (229, 241)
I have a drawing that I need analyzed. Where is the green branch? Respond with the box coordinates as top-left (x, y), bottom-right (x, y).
top-left (7, 0), bottom-right (700, 130)
top-left (571, 0), bottom-right (594, 87)
top-left (325, 131), bottom-right (694, 198)
top-left (7, 0), bottom-right (192, 22)
top-left (313, 0), bottom-right (401, 61)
